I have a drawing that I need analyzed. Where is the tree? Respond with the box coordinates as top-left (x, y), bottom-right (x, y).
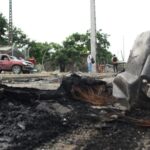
top-left (56, 31), bottom-right (112, 72)
top-left (0, 13), bottom-right (8, 45)
top-left (96, 30), bottom-right (112, 64)
top-left (13, 27), bottom-right (30, 48)
top-left (0, 12), bottom-right (30, 56)
top-left (85, 30), bottom-right (112, 64)
top-left (0, 11), bottom-right (112, 71)
top-left (51, 48), bottom-right (67, 72)
top-left (29, 41), bottom-right (50, 64)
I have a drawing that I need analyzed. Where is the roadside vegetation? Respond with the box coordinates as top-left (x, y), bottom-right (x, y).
top-left (0, 12), bottom-right (113, 72)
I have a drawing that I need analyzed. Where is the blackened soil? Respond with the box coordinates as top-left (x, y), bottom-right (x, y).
top-left (0, 86), bottom-right (150, 150)
top-left (0, 85), bottom-right (109, 150)
top-left (84, 108), bottom-right (150, 150)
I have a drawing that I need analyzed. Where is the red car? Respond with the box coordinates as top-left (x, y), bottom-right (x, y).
top-left (0, 54), bottom-right (34, 74)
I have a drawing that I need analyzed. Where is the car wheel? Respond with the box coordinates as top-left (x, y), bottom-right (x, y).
top-left (12, 65), bottom-right (22, 74)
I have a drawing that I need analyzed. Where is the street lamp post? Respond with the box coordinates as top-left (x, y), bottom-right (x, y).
top-left (90, 0), bottom-right (97, 72)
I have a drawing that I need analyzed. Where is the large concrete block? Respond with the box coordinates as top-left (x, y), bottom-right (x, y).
top-left (113, 31), bottom-right (150, 107)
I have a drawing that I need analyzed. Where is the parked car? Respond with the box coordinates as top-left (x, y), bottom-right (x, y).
top-left (0, 54), bottom-right (34, 74)
top-left (10, 56), bottom-right (34, 67)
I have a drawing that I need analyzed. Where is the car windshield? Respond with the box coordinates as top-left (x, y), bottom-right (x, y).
top-left (10, 56), bottom-right (19, 60)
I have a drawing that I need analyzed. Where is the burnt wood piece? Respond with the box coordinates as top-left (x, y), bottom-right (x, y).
top-left (57, 74), bottom-right (107, 97)
top-left (0, 74), bottom-right (113, 105)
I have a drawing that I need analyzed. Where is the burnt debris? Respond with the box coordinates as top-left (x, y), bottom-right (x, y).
top-left (1, 73), bottom-right (115, 106)
top-left (57, 73), bottom-right (116, 105)
top-left (0, 73), bottom-right (150, 150)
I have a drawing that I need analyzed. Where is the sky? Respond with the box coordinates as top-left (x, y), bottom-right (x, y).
top-left (0, 0), bottom-right (150, 61)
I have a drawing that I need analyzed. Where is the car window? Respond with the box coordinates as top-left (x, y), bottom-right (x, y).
top-left (2, 56), bottom-right (9, 60)
top-left (0, 55), bottom-right (10, 61)
top-left (4, 57), bottom-right (9, 60)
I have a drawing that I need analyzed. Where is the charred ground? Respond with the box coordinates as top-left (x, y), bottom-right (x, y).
top-left (0, 74), bottom-right (150, 150)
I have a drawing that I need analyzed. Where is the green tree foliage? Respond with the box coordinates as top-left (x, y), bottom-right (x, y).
top-left (29, 41), bottom-right (49, 63)
top-left (96, 30), bottom-right (112, 64)
top-left (0, 13), bottom-right (8, 45)
top-left (13, 27), bottom-right (30, 48)
top-left (52, 31), bottom-right (112, 72)
top-left (0, 12), bottom-right (112, 71)
top-left (39, 33), bottom-right (90, 72)
top-left (63, 33), bottom-right (88, 68)
top-left (0, 12), bottom-right (30, 50)
top-left (51, 47), bottom-right (66, 72)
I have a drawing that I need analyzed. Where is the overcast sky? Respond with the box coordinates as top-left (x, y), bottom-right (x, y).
top-left (0, 0), bottom-right (150, 61)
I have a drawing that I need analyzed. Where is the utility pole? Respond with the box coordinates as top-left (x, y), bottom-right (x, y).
top-left (90, 0), bottom-right (97, 72)
top-left (9, 0), bottom-right (13, 55)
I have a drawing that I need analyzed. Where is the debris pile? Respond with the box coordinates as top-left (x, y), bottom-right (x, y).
top-left (0, 73), bottom-right (150, 150)
top-left (58, 74), bottom-right (116, 105)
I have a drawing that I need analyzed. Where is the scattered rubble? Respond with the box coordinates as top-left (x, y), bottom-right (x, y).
top-left (0, 72), bottom-right (150, 150)
top-left (1, 31), bottom-right (150, 150)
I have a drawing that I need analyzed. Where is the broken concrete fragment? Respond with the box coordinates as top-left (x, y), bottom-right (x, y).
top-left (51, 103), bottom-right (72, 115)
top-left (36, 102), bottom-right (56, 114)
top-left (17, 122), bottom-right (26, 130)
top-left (113, 101), bottom-right (129, 111)
top-left (36, 102), bottom-right (72, 115)
top-left (113, 31), bottom-right (150, 108)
